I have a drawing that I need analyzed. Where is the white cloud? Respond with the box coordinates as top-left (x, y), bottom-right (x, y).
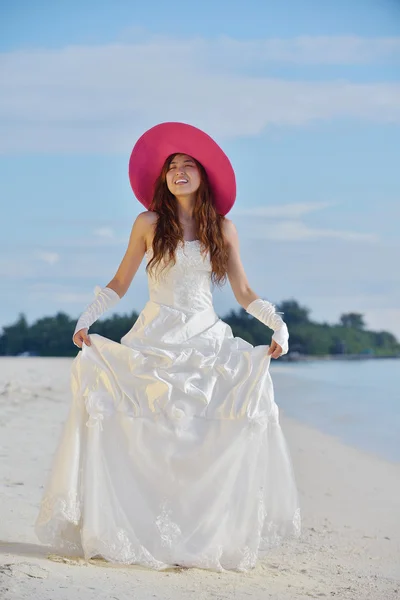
top-left (54, 292), bottom-right (91, 304)
top-left (254, 220), bottom-right (379, 243)
top-left (1, 36), bottom-right (400, 153)
top-left (93, 227), bottom-right (115, 238)
top-left (34, 251), bottom-right (59, 265)
top-left (26, 282), bottom-right (96, 304)
top-left (232, 203), bottom-right (378, 243)
top-left (210, 35), bottom-right (400, 66)
top-left (232, 202), bottom-right (334, 219)
top-left (116, 31), bottom-right (400, 65)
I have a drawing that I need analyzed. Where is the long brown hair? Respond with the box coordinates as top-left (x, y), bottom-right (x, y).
top-left (146, 154), bottom-right (229, 286)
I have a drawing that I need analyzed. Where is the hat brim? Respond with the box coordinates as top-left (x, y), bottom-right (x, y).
top-left (129, 122), bottom-right (236, 216)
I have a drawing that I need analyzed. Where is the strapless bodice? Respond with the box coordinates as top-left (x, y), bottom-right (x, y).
top-left (146, 240), bottom-right (214, 314)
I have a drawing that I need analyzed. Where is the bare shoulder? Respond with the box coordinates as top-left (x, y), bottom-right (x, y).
top-left (222, 217), bottom-right (239, 247)
top-left (133, 210), bottom-right (158, 232)
top-left (132, 210), bottom-right (158, 241)
top-left (123, 210), bottom-right (158, 254)
top-left (134, 210), bottom-right (158, 228)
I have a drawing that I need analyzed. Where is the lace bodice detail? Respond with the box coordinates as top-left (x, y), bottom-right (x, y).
top-left (146, 240), bottom-right (213, 313)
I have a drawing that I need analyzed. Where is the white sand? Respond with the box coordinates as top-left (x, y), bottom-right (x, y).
top-left (0, 356), bottom-right (399, 600)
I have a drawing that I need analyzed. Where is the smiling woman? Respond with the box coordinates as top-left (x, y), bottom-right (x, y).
top-left (146, 151), bottom-right (230, 284)
top-left (167, 154), bottom-right (201, 193)
top-left (34, 121), bottom-right (300, 572)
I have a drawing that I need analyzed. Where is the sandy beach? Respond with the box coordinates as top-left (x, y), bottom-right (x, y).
top-left (0, 356), bottom-right (399, 600)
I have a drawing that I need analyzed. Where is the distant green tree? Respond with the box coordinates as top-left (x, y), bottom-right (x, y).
top-left (0, 313), bottom-right (30, 356)
top-left (276, 300), bottom-right (311, 326)
top-left (339, 312), bottom-right (365, 329)
top-left (372, 330), bottom-right (399, 351)
top-left (29, 313), bottom-right (76, 356)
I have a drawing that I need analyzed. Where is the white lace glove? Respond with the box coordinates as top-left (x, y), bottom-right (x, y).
top-left (72, 285), bottom-right (121, 343)
top-left (245, 298), bottom-right (289, 355)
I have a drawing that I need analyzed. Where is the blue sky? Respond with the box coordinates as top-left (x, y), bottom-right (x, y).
top-left (1, 0), bottom-right (400, 339)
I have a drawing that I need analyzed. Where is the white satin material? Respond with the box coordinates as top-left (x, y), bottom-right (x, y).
top-left (35, 240), bottom-right (301, 572)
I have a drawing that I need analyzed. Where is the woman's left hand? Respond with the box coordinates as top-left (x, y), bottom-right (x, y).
top-left (268, 339), bottom-right (283, 359)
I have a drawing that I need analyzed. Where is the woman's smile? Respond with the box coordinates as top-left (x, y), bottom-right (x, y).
top-left (166, 153), bottom-right (201, 195)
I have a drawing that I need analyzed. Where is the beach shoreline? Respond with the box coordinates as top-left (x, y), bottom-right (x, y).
top-left (0, 357), bottom-right (399, 599)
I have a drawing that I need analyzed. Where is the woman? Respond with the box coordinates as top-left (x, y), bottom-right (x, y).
top-left (35, 122), bottom-right (301, 572)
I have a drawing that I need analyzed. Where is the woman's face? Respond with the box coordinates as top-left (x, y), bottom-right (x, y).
top-left (165, 154), bottom-right (201, 197)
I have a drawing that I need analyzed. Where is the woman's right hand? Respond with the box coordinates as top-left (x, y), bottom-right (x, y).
top-left (73, 328), bottom-right (91, 348)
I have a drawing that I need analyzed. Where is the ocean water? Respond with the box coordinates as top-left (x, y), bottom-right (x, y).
top-left (270, 358), bottom-right (400, 464)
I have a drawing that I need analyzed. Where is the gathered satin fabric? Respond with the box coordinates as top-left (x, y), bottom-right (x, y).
top-left (35, 240), bottom-right (301, 572)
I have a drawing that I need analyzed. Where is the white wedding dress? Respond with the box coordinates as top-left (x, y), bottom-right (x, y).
top-left (35, 240), bottom-right (301, 572)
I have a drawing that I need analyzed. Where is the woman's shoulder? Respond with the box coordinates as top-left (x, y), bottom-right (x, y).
top-left (133, 210), bottom-right (158, 235)
top-left (221, 217), bottom-right (238, 244)
top-left (132, 211), bottom-right (158, 253)
top-left (135, 210), bottom-right (158, 226)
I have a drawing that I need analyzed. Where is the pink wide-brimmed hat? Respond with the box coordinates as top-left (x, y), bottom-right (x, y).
top-left (129, 122), bottom-right (236, 215)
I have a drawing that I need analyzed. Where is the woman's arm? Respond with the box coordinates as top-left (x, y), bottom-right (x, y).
top-left (72, 211), bottom-right (157, 347)
top-left (223, 219), bottom-right (287, 358)
top-left (223, 218), bottom-right (259, 309)
top-left (105, 211), bottom-right (157, 297)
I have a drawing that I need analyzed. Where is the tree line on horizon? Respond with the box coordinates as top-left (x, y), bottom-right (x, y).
top-left (0, 299), bottom-right (399, 358)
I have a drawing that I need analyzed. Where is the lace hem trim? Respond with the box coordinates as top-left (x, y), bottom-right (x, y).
top-left (35, 493), bottom-right (301, 572)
